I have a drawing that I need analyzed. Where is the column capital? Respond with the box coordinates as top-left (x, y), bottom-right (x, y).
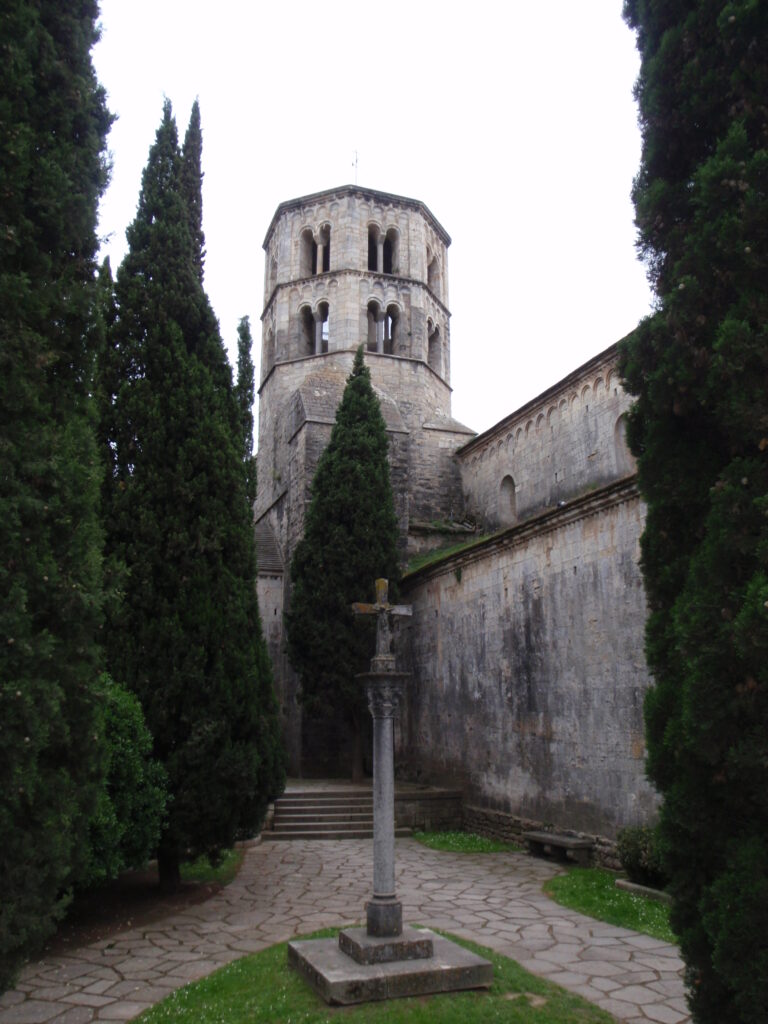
top-left (366, 678), bottom-right (403, 719)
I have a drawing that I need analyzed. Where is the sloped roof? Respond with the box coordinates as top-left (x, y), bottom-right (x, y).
top-left (287, 369), bottom-right (407, 441)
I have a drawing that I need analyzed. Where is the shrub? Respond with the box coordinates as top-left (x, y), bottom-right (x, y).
top-left (617, 825), bottom-right (668, 890)
top-left (75, 676), bottom-right (168, 889)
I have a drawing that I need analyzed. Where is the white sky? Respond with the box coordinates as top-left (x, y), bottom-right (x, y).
top-left (93, 0), bottom-right (653, 440)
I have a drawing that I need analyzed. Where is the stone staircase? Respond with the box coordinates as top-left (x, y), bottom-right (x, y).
top-left (263, 788), bottom-right (413, 841)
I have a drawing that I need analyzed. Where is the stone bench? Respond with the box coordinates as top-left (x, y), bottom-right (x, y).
top-left (523, 831), bottom-right (594, 866)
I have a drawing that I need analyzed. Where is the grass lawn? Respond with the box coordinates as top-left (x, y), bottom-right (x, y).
top-left (413, 831), bottom-right (522, 853)
top-left (179, 847), bottom-right (243, 886)
top-left (544, 867), bottom-right (676, 944)
top-left (135, 929), bottom-right (615, 1023)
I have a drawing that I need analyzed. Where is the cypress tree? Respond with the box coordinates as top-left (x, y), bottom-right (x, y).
top-left (0, 0), bottom-right (112, 986)
top-left (621, 3), bottom-right (768, 1020)
top-left (180, 99), bottom-right (205, 285)
top-left (104, 102), bottom-right (283, 891)
top-left (286, 347), bottom-right (400, 779)
top-left (235, 316), bottom-right (257, 508)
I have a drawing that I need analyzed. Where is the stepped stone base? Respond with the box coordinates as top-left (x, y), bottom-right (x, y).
top-left (339, 925), bottom-right (432, 964)
top-left (288, 928), bottom-right (493, 1005)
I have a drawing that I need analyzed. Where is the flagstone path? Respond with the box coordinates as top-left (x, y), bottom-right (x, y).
top-left (0, 837), bottom-right (689, 1024)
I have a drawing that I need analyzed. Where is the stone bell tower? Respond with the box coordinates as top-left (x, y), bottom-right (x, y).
top-left (254, 185), bottom-right (474, 774)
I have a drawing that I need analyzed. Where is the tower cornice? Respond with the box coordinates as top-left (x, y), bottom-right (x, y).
top-left (262, 184), bottom-right (451, 250)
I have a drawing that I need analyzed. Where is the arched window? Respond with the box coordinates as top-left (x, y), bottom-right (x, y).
top-left (384, 304), bottom-right (399, 354)
top-left (368, 224), bottom-right (381, 271)
top-left (614, 414), bottom-right (636, 476)
top-left (300, 229), bottom-right (316, 277)
top-left (499, 475), bottom-right (517, 526)
top-left (317, 224), bottom-right (331, 274)
top-left (383, 228), bottom-right (399, 274)
top-left (300, 305), bottom-right (314, 354)
top-left (367, 300), bottom-right (381, 351)
top-left (427, 249), bottom-right (440, 295)
top-left (316, 302), bottom-right (329, 354)
top-left (428, 322), bottom-right (441, 373)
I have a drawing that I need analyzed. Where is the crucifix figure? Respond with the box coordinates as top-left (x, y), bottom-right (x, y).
top-left (352, 577), bottom-right (412, 674)
top-left (352, 578), bottom-right (412, 938)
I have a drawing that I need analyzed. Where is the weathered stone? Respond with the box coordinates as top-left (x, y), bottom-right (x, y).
top-left (338, 926), bottom-right (433, 965)
top-left (254, 184), bottom-right (658, 846)
top-left (287, 931), bottom-right (493, 1005)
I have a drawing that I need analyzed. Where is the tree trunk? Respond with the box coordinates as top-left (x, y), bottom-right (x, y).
top-left (157, 849), bottom-right (181, 893)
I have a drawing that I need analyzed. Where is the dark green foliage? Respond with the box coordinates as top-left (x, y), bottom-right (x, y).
top-left (286, 348), bottom-right (400, 774)
top-left (617, 826), bottom-right (668, 890)
top-left (0, 0), bottom-right (112, 988)
top-left (235, 317), bottom-right (257, 508)
top-left (77, 676), bottom-right (168, 889)
top-left (180, 99), bottom-right (205, 285)
top-left (103, 102), bottom-right (283, 889)
top-left (621, 3), bottom-right (768, 1020)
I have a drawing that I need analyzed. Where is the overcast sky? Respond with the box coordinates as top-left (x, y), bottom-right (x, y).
top-left (93, 0), bottom-right (653, 439)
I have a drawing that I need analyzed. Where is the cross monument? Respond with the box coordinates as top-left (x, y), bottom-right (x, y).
top-left (352, 578), bottom-right (411, 937)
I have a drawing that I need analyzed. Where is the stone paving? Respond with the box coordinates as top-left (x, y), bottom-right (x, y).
top-left (0, 838), bottom-right (690, 1023)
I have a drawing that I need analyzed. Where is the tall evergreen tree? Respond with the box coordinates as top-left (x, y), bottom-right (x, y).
top-left (286, 347), bottom-right (400, 779)
top-left (235, 316), bottom-right (257, 508)
top-left (0, 0), bottom-right (112, 987)
top-left (104, 102), bottom-right (283, 890)
top-left (180, 99), bottom-right (205, 285)
top-left (621, 3), bottom-right (768, 1020)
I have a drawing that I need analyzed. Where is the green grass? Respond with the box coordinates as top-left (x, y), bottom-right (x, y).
top-left (179, 848), bottom-right (243, 886)
top-left (135, 928), bottom-right (615, 1023)
top-left (413, 831), bottom-right (522, 853)
top-left (406, 536), bottom-right (490, 574)
top-left (543, 867), bottom-right (676, 944)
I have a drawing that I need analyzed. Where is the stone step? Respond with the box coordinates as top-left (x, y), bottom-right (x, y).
top-left (263, 827), bottom-right (413, 842)
top-left (273, 818), bottom-right (374, 832)
top-left (280, 790), bottom-right (372, 798)
top-left (277, 793), bottom-right (373, 804)
top-left (274, 812), bottom-right (375, 824)
top-left (276, 800), bottom-right (373, 812)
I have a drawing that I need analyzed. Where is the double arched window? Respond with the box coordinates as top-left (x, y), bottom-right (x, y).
top-left (300, 224), bottom-right (331, 277)
top-left (367, 225), bottom-right (399, 274)
top-left (367, 300), bottom-right (399, 354)
top-left (300, 302), bottom-right (329, 355)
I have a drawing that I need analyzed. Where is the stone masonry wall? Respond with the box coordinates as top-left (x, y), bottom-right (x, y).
top-left (256, 350), bottom-right (472, 562)
top-left (398, 479), bottom-right (658, 841)
top-left (458, 344), bottom-right (636, 530)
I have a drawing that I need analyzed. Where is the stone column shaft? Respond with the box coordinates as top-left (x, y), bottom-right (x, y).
top-left (372, 714), bottom-right (395, 898)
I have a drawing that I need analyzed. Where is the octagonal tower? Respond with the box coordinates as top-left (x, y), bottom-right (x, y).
top-left (255, 186), bottom-right (474, 773)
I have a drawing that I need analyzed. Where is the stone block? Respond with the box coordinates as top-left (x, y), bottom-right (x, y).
top-left (338, 926), bottom-right (433, 964)
top-left (287, 929), bottom-right (493, 1005)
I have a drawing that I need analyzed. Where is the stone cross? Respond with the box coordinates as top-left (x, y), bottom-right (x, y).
top-left (352, 578), bottom-right (412, 938)
top-left (352, 577), bottom-right (412, 673)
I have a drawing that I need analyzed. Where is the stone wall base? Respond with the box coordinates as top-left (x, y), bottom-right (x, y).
top-left (395, 790), bottom-right (462, 832)
top-left (463, 804), bottom-right (620, 870)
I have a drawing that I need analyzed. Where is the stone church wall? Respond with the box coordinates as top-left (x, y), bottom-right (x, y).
top-left (458, 343), bottom-right (637, 531)
top-left (397, 478), bottom-right (658, 841)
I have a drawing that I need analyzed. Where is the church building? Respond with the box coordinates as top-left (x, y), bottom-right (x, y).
top-left (255, 185), bottom-right (658, 849)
